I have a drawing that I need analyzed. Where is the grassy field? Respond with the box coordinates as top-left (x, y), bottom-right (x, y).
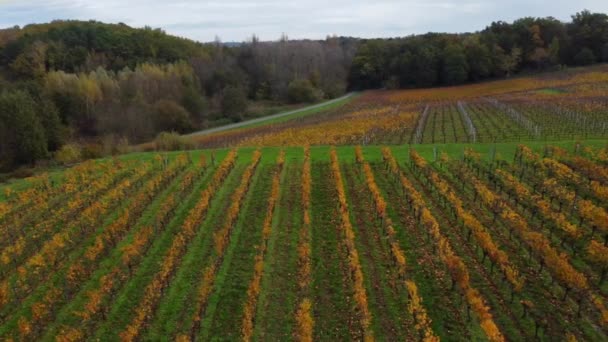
top-left (1, 140), bottom-right (607, 341)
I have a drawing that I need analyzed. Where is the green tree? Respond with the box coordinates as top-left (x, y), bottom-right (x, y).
top-left (442, 44), bottom-right (469, 85)
top-left (412, 46), bottom-right (438, 87)
top-left (548, 37), bottom-right (561, 65)
top-left (287, 79), bottom-right (322, 103)
top-left (0, 90), bottom-right (48, 168)
top-left (221, 86), bottom-right (248, 122)
top-left (602, 43), bottom-right (608, 62)
top-left (153, 99), bottom-right (193, 133)
top-left (181, 87), bottom-right (207, 124)
top-left (10, 41), bottom-right (47, 78)
top-left (464, 38), bottom-right (492, 81)
top-left (574, 47), bottom-right (597, 65)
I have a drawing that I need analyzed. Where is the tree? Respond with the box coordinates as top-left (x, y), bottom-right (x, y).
top-left (442, 44), bottom-right (469, 85)
top-left (413, 46), bottom-right (439, 87)
top-left (287, 79), bottom-right (322, 103)
top-left (153, 99), bottom-right (193, 134)
top-left (548, 37), bottom-right (561, 66)
top-left (465, 38), bottom-right (492, 81)
top-left (568, 11), bottom-right (608, 61)
top-left (574, 47), bottom-right (596, 65)
top-left (500, 47), bottom-right (522, 76)
top-left (10, 41), bottom-right (47, 78)
top-left (0, 90), bottom-right (48, 169)
top-left (602, 42), bottom-right (608, 62)
top-left (221, 86), bottom-right (248, 122)
top-left (181, 87), bottom-right (207, 125)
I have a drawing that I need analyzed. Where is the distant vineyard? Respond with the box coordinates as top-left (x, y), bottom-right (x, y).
top-left (190, 66), bottom-right (608, 148)
top-left (0, 143), bottom-right (607, 340)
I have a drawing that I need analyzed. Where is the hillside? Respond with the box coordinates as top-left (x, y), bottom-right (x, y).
top-left (186, 65), bottom-right (608, 149)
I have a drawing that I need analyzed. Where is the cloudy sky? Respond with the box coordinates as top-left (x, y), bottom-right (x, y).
top-left (1, 0), bottom-right (607, 42)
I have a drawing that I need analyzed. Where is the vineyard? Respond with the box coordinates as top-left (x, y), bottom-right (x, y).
top-left (1, 141), bottom-right (607, 341)
top-left (187, 66), bottom-right (608, 148)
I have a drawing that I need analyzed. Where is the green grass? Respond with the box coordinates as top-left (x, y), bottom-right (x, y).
top-left (341, 161), bottom-right (414, 340)
top-left (309, 161), bottom-right (359, 340)
top-left (198, 162), bottom-right (272, 341)
top-left (92, 154), bottom-right (245, 340)
top-left (228, 94), bottom-right (357, 130)
top-left (253, 159), bottom-right (302, 340)
top-left (40, 162), bottom-right (204, 340)
top-left (536, 88), bottom-right (567, 95)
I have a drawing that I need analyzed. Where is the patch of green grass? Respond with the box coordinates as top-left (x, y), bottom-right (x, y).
top-left (234, 94), bottom-right (357, 130)
top-left (41, 163), bottom-right (204, 340)
top-left (310, 161), bottom-right (357, 340)
top-left (341, 161), bottom-right (413, 340)
top-left (198, 162), bottom-right (273, 341)
top-left (253, 159), bottom-right (302, 340)
top-left (536, 88), bottom-right (567, 95)
top-left (93, 157), bottom-right (246, 340)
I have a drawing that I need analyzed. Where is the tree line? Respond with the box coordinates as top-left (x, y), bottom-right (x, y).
top-left (349, 10), bottom-right (608, 89)
top-left (0, 21), bottom-right (356, 171)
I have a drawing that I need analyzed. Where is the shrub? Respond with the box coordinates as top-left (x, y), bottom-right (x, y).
top-left (81, 143), bottom-right (104, 160)
top-left (154, 132), bottom-right (194, 151)
top-left (55, 144), bottom-right (81, 165)
top-left (287, 79), bottom-right (323, 104)
top-left (153, 100), bottom-right (194, 134)
top-left (101, 135), bottom-right (130, 156)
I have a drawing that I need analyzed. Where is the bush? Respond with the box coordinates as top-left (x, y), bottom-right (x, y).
top-left (101, 135), bottom-right (130, 156)
top-left (10, 167), bottom-right (35, 179)
top-left (55, 143), bottom-right (81, 165)
top-left (153, 99), bottom-right (194, 134)
top-left (154, 132), bottom-right (194, 151)
top-left (287, 79), bottom-right (323, 104)
top-left (81, 143), bottom-right (104, 160)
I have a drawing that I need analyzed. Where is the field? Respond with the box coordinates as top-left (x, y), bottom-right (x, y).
top-left (187, 65), bottom-right (608, 148)
top-left (0, 141), bottom-right (607, 341)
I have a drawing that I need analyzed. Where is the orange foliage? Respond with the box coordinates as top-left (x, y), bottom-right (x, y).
top-left (422, 160), bottom-right (523, 292)
top-left (187, 151), bottom-right (261, 339)
top-left (478, 174), bottom-right (591, 294)
top-left (389, 149), bottom-right (504, 342)
top-left (295, 299), bottom-right (314, 342)
top-left (330, 148), bottom-right (374, 341)
top-left (358, 148), bottom-right (438, 340)
top-left (119, 150), bottom-right (238, 342)
top-left (242, 151), bottom-right (285, 341)
top-left (295, 146), bottom-right (314, 341)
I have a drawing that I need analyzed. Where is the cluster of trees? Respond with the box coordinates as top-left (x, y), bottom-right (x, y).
top-left (349, 10), bottom-right (608, 89)
top-left (0, 20), bottom-right (356, 171)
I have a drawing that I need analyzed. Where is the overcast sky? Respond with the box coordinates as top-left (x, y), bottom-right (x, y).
top-left (1, 0), bottom-right (607, 42)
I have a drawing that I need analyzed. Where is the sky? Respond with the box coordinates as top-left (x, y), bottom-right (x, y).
top-left (1, 0), bottom-right (607, 42)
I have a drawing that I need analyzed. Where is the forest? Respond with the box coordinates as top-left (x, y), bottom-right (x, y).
top-left (0, 10), bottom-right (607, 171)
